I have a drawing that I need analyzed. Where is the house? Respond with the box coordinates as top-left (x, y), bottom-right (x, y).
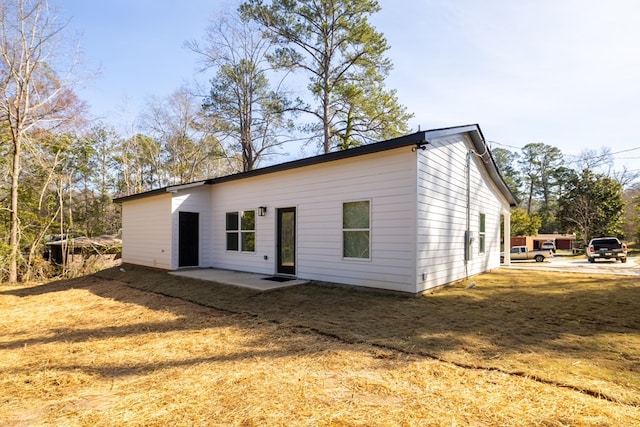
top-left (114, 124), bottom-right (517, 294)
top-left (510, 233), bottom-right (577, 251)
top-left (533, 233), bottom-right (577, 251)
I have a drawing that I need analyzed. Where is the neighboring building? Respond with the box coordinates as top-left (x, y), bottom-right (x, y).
top-left (115, 125), bottom-right (517, 294)
top-left (45, 234), bottom-right (122, 265)
top-left (510, 234), bottom-right (577, 251)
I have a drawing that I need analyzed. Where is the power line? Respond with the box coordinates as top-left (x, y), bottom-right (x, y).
top-left (488, 140), bottom-right (522, 150)
top-left (610, 146), bottom-right (640, 156)
top-left (565, 146), bottom-right (640, 158)
top-left (490, 140), bottom-right (640, 164)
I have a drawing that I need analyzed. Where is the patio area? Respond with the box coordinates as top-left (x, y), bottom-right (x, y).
top-left (168, 268), bottom-right (309, 291)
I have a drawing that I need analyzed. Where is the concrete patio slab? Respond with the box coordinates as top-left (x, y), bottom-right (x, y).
top-left (169, 268), bottom-right (309, 291)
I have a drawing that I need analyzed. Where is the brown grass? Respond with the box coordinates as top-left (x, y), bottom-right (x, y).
top-left (1, 267), bottom-right (638, 426)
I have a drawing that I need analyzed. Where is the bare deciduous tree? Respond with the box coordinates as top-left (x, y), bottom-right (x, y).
top-left (0, 0), bottom-right (84, 281)
top-left (140, 88), bottom-right (227, 185)
top-left (187, 10), bottom-right (299, 172)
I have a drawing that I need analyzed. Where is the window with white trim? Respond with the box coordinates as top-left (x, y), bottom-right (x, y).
top-left (226, 210), bottom-right (255, 252)
top-left (343, 200), bottom-right (370, 259)
top-left (479, 213), bottom-right (486, 254)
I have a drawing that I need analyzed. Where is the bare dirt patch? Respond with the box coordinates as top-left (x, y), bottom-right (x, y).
top-left (1, 268), bottom-right (638, 425)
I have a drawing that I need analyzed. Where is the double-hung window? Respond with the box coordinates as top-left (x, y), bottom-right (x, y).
top-left (479, 213), bottom-right (486, 254)
top-left (226, 210), bottom-right (255, 252)
top-left (343, 200), bottom-right (370, 259)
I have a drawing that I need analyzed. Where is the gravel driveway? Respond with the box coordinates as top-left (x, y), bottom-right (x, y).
top-left (505, 255), bottom-right (640, 276)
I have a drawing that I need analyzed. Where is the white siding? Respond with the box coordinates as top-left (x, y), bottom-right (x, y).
top-left (171, 186), bottom-right (212, 269)
top-left (120, 128), bottom-right (513, 293)
top-left (210, 148), bottom-right (418, 292)
top-left (416, 135), bottom-right (510, 291)
top-left (121, 193), bottom-right (172, 269)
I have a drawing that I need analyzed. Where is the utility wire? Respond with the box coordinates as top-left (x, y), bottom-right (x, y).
top-left (490, 140), bottom-right (640, 163)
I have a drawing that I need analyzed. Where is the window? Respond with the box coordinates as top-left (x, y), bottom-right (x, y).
top-left (479, 213), bottom-right (486, 254)
top-left (226, 210), bottom-right (255, 252)
top-left (343, 200), bottom-right (370, 259)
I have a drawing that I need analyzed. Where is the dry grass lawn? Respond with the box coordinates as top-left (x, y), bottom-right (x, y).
top-left (1, 266), bottom-right (638, 426)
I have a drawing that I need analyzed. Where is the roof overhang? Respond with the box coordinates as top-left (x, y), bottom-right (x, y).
top-left (204, 131), bottom-right (429, 185)
top-left (166, 180), bottom-right (206, 193)
top-left (465, 127), bottom-right (518, 207)
top-left (113, 187), bottom-right (168, 203)
top-left (114, 124), bottom-right (517, 207)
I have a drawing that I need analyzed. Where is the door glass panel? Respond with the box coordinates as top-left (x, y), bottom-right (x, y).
top-left (280, 211), bottom-right (295, 268)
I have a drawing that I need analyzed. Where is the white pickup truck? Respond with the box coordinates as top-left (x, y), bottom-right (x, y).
top-left (501, 246), bottom-right (554, 263)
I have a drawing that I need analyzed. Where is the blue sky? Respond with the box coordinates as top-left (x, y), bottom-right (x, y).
top-left (57, 0), bottom-right (640, 176)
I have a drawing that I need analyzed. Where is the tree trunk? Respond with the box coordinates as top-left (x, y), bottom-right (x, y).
top-left (322, 49), bottom-right (331, 154)
top-left (9, 135), bottom-right (21, 283)
top-left (526, 178), bottom-right (534, 215)
top-left (323, 99), bottom-right (331, 154)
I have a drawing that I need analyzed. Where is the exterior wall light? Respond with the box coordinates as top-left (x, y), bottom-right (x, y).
top-left (258, 206), bottom-right (267, 216)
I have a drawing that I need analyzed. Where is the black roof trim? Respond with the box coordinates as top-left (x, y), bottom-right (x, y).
top-left (204, 130), bottom-right (428, 185)
top-left (467, 128), bottom-right (518, 206)
top-left (113, 187), bottom-right (167, 203)
top-left (114, 124), bottom-right (517, 206)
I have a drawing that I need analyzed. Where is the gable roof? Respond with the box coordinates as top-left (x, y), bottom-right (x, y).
top-left (114, 124), bottom-right (517, 206)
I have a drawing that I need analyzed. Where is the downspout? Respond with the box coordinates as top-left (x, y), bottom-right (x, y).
top-left (503, 210), bottom-right (511, 266)
top-left (412, 138), bottom-right (429, 292)
top-left (465, 150), bottom-right (472, 278)
top-left (464, 137), bottom-right (490, 276)
top-left (466, 150), bottom-right (471, 246)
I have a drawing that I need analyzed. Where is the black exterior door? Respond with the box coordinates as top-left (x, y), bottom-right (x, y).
top-left (178, 211), bottom-right (199, 267)
top-left (277, 207), bottom-right (296, 275)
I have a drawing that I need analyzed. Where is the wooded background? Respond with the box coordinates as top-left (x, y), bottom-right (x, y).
top-left (1, 0), bottom-right (638, 282)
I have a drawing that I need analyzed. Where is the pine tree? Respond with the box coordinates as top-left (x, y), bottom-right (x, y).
top-left (240, 0), bottom-right (412, 153)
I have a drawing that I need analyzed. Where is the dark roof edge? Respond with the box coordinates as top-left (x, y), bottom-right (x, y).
top-left (113, 181), bottom-right (208, 203)
top-left (113, 131), bottom-right (426, 203)
top-left (114, 124), bottom-right (517, 207)
top-left (467, 126), bottom-right (518, 207)
top-left (113, 187), bottom-right (168, 203)
top-left (205, 130), bottom-right (429, 185)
